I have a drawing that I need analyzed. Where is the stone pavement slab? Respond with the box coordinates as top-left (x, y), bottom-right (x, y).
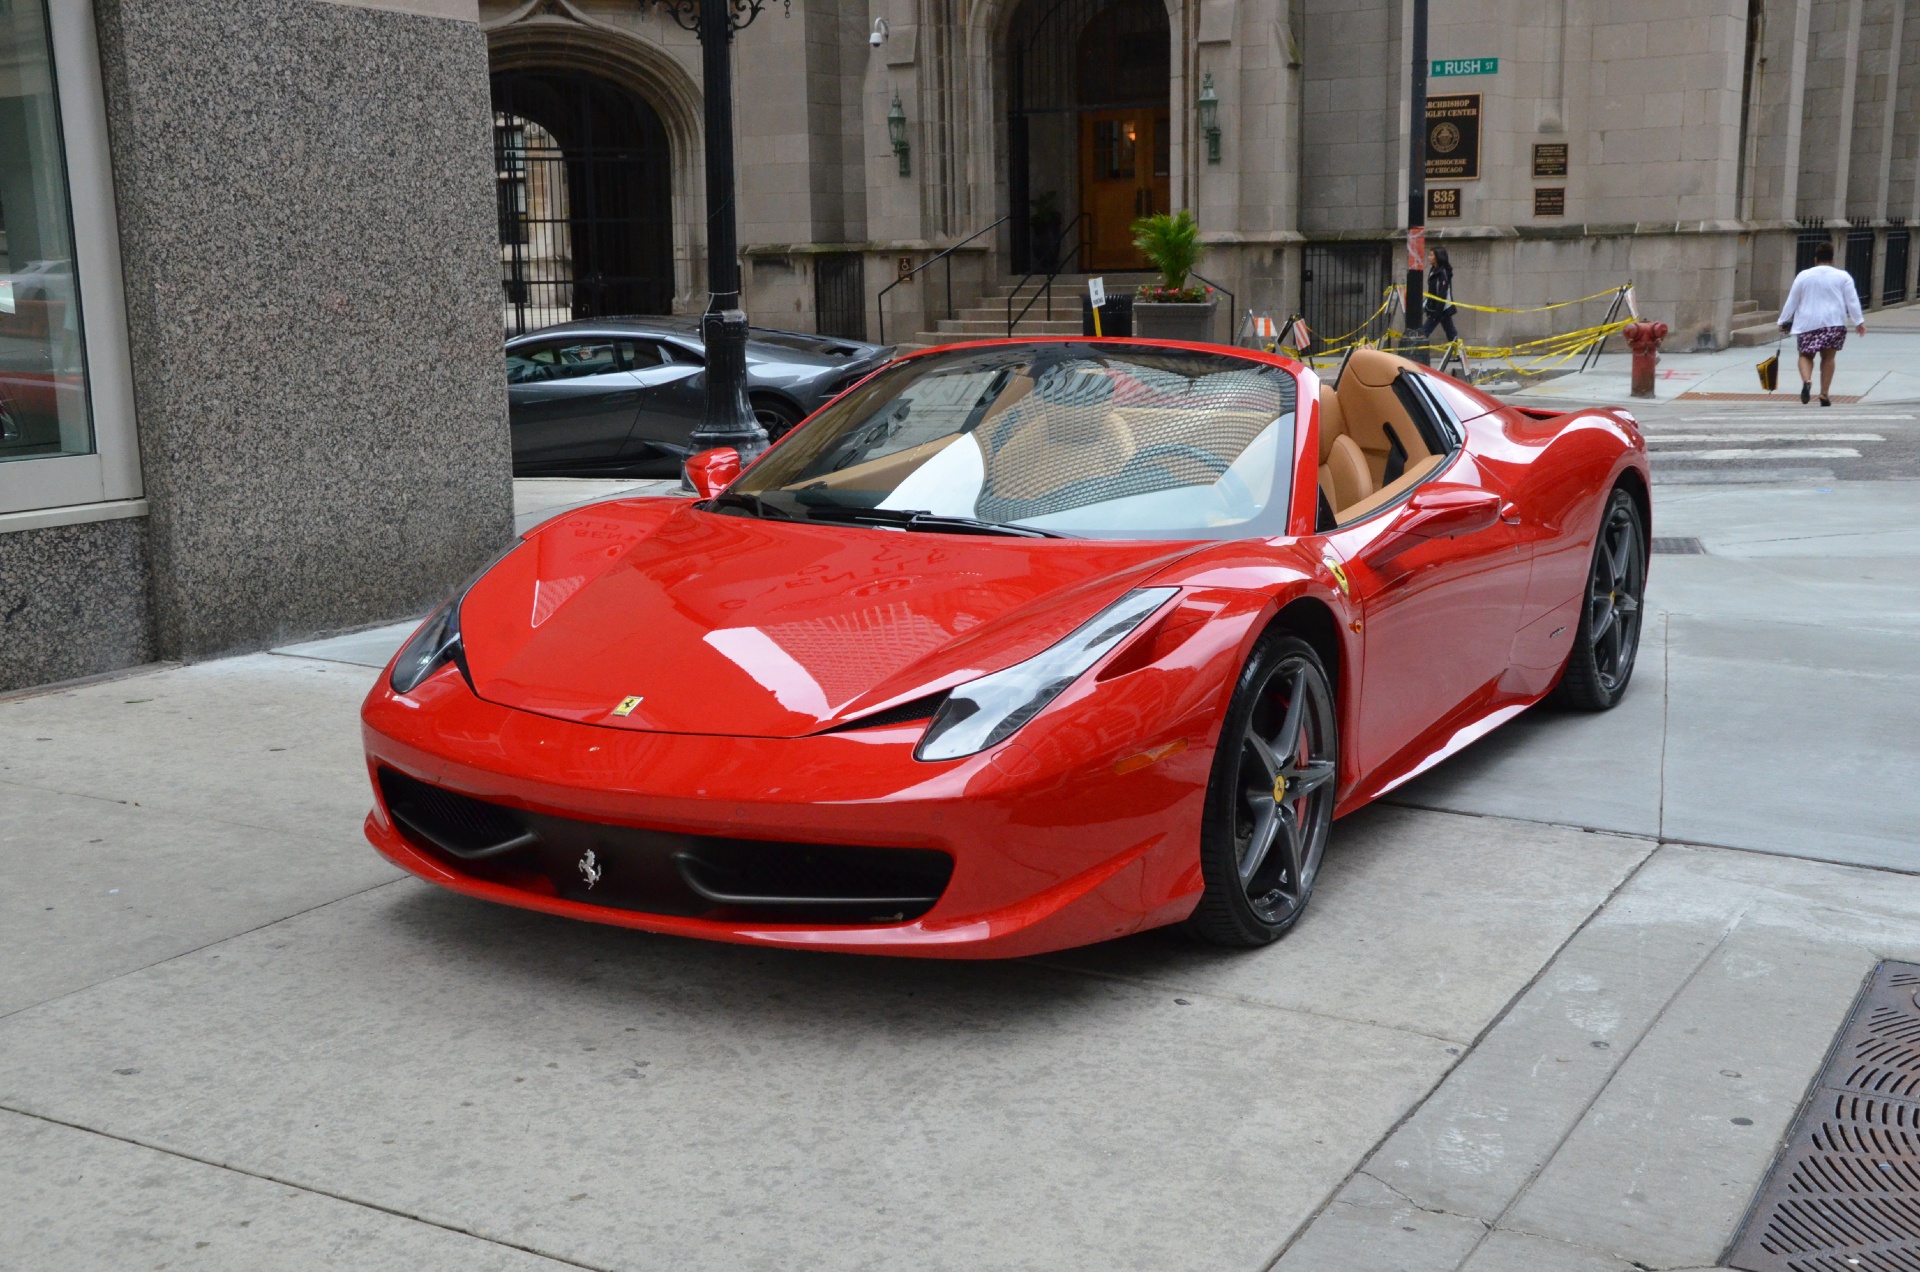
top-left (1045, 805), bottom-right (1654, 1043)
top-left (1280, 844), bottom-right (1920, 1270)
top-left (0, 1110), bottom-right (571, 1272)
top-left (275, 620), bottom-right (418, 670)
top-left (0, 655), bottom-right (380, 846)
top-left (0, 882), bottom-right (1451, 1272)
top-left (1385, 622), bottom-right (1666, 838)
top-left (0, 789), bottom-right (396, 1018)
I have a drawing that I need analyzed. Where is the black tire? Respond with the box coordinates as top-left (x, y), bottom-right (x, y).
top-left (753, 397), bottom-right (803, 442)
top-left (1184, 633), bottom-right (1339, 947)
top-left (1550, 486), bottom-right (1647, 711)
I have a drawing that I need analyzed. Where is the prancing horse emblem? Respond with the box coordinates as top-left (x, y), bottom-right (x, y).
top-left (578, 849), bottom-right (603, 889)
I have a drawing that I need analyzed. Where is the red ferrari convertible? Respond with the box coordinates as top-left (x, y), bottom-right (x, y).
top-left (362, 341), bottom-right (1649, 957)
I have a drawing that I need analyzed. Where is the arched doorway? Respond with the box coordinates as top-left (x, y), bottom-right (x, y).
top-left (492, 70), bottom-right (673, 334)
top-left (1006, 0), bottom-right (1169, 273)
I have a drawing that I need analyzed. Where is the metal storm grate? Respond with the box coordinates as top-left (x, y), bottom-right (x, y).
top-left (1650, 537), bottom-right (1706, 555)
top-left (1727, 961), bottom-right (1920, 1270)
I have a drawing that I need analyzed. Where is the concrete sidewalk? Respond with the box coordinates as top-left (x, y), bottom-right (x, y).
top-left (3, 475), bottom-right (1916, 1270)
top-left (1505, 301), bottom-right (1920, 407)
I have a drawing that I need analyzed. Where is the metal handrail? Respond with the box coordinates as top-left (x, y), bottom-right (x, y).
top-left (1188, 270), bottom-right (1236, 346)
top-left (1005, 211), bottom-right (1093, 337)
top-left (876, 214), bottom-right (1011, 345)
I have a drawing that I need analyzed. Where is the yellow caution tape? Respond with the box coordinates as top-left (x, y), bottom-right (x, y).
top-left (1421, 284), bottom-right (1626, 316)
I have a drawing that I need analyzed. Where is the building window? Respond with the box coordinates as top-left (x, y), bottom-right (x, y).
top-left (0, 0), bottom-right (91, 465)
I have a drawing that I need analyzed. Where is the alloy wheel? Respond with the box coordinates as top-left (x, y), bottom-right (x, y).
top-left (1232, 656), bottom-right (1337, 927)
top-left (1587, 497), bottom-right (1645, 694)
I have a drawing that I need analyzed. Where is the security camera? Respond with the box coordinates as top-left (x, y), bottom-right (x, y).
top-left (869, 17), bottom-right (889, 46)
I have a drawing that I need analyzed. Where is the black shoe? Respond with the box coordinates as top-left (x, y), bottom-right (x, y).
top-left (1820, 396), bottom-right (1831, 406)
top-left (1801, 382), bottom-right (1812, 404)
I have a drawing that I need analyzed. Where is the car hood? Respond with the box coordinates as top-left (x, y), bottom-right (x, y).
top-left (459, 500), bottom-right (1202, 739)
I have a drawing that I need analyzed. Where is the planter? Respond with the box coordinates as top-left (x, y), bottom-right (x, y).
top-left (1131, 300), bottom-right (1219, 344)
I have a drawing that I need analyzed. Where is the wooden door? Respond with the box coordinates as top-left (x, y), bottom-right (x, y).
top-left (1080, 108), bottom-right (1170, 271)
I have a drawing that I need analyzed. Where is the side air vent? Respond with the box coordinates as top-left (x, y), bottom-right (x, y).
top-left (377, 768), bottom-right (537, 860)
top-left (824, 691), bottom-right (950, 733)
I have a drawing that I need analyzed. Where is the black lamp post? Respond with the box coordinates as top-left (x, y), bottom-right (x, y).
top-left (1405, 0), bottom-right (1430, 363)
top-left (644, 0), bottom-right (780, 465)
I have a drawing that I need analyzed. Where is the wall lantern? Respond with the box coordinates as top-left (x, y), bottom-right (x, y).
top-left (888, 91), bottom-right (911, 176)
top-left (1197, 73), bottom-right (1221, 164)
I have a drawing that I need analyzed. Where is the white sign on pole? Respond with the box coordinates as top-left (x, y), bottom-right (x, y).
top-left (1087, 277), bottom-right (1107, 308)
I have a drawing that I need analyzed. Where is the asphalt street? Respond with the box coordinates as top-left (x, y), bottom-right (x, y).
top-left (5, 434), bottom-right (1919, 1268)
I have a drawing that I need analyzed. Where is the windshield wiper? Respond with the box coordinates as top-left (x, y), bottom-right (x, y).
top-left (703, 490), bottom-right (793, 521)
top-left (797, 505), bottom-right (1065, 539)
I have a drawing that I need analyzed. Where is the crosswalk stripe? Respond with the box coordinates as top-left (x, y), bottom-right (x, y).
top-left (1649, 447), bottom-right (1862, 460)
top-left (1671, 413), bottom-right (1915, 422)
top-left (1648, 433), bottom-right (1884, 443)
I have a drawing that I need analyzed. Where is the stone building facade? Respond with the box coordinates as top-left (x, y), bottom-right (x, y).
top-left (482, 0), bottom-right (1920, 351)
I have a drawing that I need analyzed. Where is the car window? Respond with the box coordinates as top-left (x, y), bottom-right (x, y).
top-left (733, 343), bottom-right (1298, 541)
top-left (623, 340), bottom-right (665, 368)
top-left (506, 340), bottom-right (625, 385)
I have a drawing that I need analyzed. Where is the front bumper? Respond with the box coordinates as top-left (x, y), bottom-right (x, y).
top-left (361, 667), bottom-right (1216, 958)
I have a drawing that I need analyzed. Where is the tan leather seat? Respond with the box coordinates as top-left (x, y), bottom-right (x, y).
top-left (1317, 350), bottom-right (1457, 523)
top-left (1316, 381), bottom-right (1374, 516)
top-left (986, 398), bottom-right (1134, 502)
top-left (1337, 349), bottom-right (1436, 486)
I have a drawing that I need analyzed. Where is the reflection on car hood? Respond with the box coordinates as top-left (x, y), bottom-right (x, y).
top-left (458, 499), bottom-right (1200, 739)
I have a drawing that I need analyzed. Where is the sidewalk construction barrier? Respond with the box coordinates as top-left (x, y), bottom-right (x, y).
top-left (1290, 283), bottom-right (1637, 382)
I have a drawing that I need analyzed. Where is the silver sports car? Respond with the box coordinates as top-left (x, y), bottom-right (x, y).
top-left (505, 318), bottom-right (893, 477)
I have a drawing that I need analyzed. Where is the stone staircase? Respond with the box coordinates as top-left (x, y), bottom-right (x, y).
top-left (897, 272), bottom-right (1157, 351)
top-left (1728, 298), bottom-right (1783, 347)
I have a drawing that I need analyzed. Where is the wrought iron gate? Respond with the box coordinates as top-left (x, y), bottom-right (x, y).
top-left (814, 253), bottom-right (866, 341)
top-left (1884, 223), bottom-right (1909, 306)
top-left (1845, 222), bottom-right (1874, 306)
top-left (492, 71), bottom-right (673, 336)
top-left (1302, 243), bottom-right (1395, 349)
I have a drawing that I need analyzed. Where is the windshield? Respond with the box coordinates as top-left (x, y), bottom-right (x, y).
top-left (729, 343), bottom-right (1298, 540)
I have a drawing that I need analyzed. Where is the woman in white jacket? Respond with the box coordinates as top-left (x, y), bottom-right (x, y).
top-left (1778, 241), bottom-right (1867, 406)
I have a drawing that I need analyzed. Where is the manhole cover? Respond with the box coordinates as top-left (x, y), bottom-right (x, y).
top-left (1727, 961), bottom-right (1920, 1270)
top-left (1651, 536), bottom-right (1706, 555)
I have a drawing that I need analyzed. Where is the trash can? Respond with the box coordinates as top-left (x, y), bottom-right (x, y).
top-left (1081, 293), bottom-right (1133, 337)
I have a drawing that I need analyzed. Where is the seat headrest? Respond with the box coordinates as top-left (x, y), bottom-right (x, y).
top-left (1317, 383), bottom-right (1344, 463)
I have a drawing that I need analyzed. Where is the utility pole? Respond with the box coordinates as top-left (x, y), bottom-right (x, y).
top-left (644, 0), bottom-right (774, 465)
top-left (1406, 0), bottom-right (1429, 362)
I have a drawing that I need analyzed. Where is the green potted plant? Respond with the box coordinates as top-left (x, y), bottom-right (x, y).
top-left (1129, 210), bottom-right (1216, 342)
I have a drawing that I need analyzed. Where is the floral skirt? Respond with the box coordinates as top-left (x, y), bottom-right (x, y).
top-left (1797, 325), bottom-right (1847, 356)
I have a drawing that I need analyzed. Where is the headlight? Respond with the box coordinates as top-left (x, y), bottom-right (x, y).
top-left (915, 587), bottom-right (1177, 762)
top-left (389, 596), bottom-right (467, 695)
top-left (389, 540), bottom-right (522, 695)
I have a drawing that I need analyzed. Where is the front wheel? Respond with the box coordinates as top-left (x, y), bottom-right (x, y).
top-left (1184, 633), bottom-right (1339, 947)
top-left (1551, 487), bottom-right (1647, 711)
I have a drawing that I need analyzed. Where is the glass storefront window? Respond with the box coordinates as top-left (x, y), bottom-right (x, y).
top-left (0, 0), bottom-right (90, 463)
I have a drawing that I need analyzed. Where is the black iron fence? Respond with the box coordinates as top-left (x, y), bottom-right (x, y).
top-left (1845, 222), bottom-right (1874, 306)
top-left (1884, 223), bottom-right (1909, 306)
top-left (814, 254), bottom-right (867, 341)
top-left (1302, 243), bottom-right (1394, 348)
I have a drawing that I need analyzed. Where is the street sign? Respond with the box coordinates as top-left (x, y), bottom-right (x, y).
top-left (1088, 277), bottom-right (1107, 308)
top-left (1430, 57), bottom-right (1497, 77)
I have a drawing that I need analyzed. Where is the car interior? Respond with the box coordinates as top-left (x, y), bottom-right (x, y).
top-left (1316, 349), bottom-right (1461, 529)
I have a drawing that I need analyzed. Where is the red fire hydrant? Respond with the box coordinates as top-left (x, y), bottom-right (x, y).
top-left (1623, 321), bottom-right (1668, 399)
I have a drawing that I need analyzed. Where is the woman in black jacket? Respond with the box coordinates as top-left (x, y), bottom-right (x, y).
top-left (1420, 246), bottom-right (1459, 346)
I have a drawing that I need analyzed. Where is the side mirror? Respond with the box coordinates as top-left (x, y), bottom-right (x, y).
top-left (1363, 484), bottom-right (1501, 566)
top-left (684, 447), bottom-right (742, 499)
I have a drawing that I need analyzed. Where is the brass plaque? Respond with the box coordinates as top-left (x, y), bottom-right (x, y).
top-left (1534, 187), bottom-right (1566, 217)
top-left (1533, 142), bottom-right (1568, 178)
top-left (1428, 187), bottom-right (1461, 219)
top-left (1424, 94), bottom-right (1481, 181)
